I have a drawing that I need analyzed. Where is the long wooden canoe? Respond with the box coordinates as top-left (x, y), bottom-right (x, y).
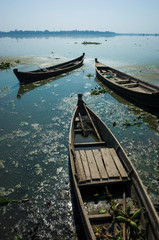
top-left (13, 53), bottom-right (85, 85)
top-left (95, 58), bottom-right (159, 109)
top-left (69, 94), bottom-right (159, 240)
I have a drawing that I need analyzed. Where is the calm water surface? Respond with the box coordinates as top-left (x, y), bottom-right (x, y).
top-left (0, 35), bottom-right (159, 239)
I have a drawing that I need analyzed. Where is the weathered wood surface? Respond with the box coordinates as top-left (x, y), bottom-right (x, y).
top-left (92, 149), bottom-right (108, 179)
top-left (79, 150), bottom-right (91, 181)
top-left (75, 151), bottom-right (86, 182)
top-left (75, 147), bottom-right (128, 184)
top-left (85, 150), bottom-right (100, 179)
top-left (109, 148), bottom-right (128, 178)
top-left (101, 148), bottom-right (120, 179)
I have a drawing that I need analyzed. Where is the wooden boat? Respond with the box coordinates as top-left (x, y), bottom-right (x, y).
top-left (69, 94), bottom-right (159, 240)
top-left (13, 53), bottom-right (85, 85)
top-left (95, 58), bottom-right (159, 109)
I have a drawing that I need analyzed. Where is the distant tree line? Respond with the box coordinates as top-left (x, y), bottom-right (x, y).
top-left (0, 30), bottom-right (116, 35)
top-left (0, 30), bottom-right (158, 37)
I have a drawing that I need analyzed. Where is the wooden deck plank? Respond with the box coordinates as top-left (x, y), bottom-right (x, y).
top-left (79, 150), bottom-right (91, 181)
top-left (75, 151), bottom-right (86, 182)
top-left (101, 148), bottom-right (120, 178)
top-left (109, 148), bottom-right (128, 178)
top-left (92, 149), bottom-right (108, 179)
top-left (85, 150), bottom-right (100, 180)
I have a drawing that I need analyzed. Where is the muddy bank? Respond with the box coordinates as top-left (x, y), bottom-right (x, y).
top-left (0, 55), bottom-right (62, 69)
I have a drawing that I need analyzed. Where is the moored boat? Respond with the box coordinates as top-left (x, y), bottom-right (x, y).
top-left (13, 53), bottom-right (85, 85)
top-left (95, 58), bottom-right (159, 109)
top-left (69, 94), bottom-right (159, 240)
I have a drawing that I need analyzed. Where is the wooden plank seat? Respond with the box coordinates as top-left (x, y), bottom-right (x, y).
top-left (101, 70), bottom-right (107, 74)
top-left (74, 141), bottom-right (106, 147)
top-left (74, 147), bottom-right (128, 185)
top-left (74, 128), bottom-right (93, 133)
top-left (123, 83), bottom-right (138, 88)
top-left (88, 208), bottom-right (138, 221)
top-left (115, 79), bottom-right (130, 84)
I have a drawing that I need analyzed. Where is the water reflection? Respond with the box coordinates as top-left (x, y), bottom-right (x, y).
top-left (95, 78), bottom-right (159, 129)
top-left (17, 72), bottom-right (77, 98)
top-left (0, 32), bottom-right (117, 40)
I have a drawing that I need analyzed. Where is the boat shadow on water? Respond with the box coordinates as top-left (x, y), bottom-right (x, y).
top-left (95, 78), bottom-right (159, 129)
top-left (17, 71), bottom-right (75, 98)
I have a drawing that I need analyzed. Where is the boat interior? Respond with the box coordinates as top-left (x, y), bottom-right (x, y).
top-left (98, 66), bottom-right (158, 93)
top-left (72, 103), bottom-right (153, 239)
top-left (73, 102), bottom-right (130, 186)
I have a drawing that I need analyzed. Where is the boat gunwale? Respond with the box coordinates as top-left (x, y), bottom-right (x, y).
top-left (15, 53), bottom-right (85, 74)
top-left (13, 53), bottom-right (85, 84)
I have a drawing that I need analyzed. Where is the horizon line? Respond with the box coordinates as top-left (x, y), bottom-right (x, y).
top-left (0, 29), bottom-right (158, 35)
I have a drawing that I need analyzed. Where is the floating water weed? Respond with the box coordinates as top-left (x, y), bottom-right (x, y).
top-left (15, 60), bottom-right (21, 63)
top-left (0, 136), bottom-right (6, 142)
top-left (0, 187), bottom-right (14, 196)
top-left (113, 122), bottom-right (117, 127)
top-left (122, 119), bottom-right (142, 129)
top-left (0, 198), bottom-right (29, 206)
top-left (82, 41), bottom-right (101, 45)
top-left (35, 164), bottom-right (43, 175)
top-left (0, 62), bottom-right (11, 70)
top-left (19, 121), bottom-right (29, 126)
top-left (0, 160), bottom-right (5, 168)
top-left (90, 85), bottom-right (107, 95)
top-left (86, 73), bottom-right (94, 78)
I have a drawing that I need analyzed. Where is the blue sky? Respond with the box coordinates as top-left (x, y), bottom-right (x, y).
top-left (0, 0), bottom-right (159, 33)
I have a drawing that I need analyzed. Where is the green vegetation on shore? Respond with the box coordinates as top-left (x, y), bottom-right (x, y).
top-left (0, 59), bottom-right (21, 70)
top-left (0, 62), bottom-right (11, 70)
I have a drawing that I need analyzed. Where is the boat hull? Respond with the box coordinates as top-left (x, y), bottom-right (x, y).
top-left (14, 53), bottom-right (85, 85)
top-left (95, 59), bottom-right (159, 109)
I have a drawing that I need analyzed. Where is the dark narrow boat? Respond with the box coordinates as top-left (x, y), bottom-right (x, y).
top-left (13, 53), bottom-right (85, 85)
top-left (95, 58), bottom-right (159, 109)
top-left (69, 94), bottom-right (159, 240)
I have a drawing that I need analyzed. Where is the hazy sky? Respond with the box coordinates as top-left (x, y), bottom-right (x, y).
top-left (0, 0), bottom-right (159, 33)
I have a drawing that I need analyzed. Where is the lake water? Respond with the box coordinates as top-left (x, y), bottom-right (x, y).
top-left (0, 34), bottom-right (159, 239)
